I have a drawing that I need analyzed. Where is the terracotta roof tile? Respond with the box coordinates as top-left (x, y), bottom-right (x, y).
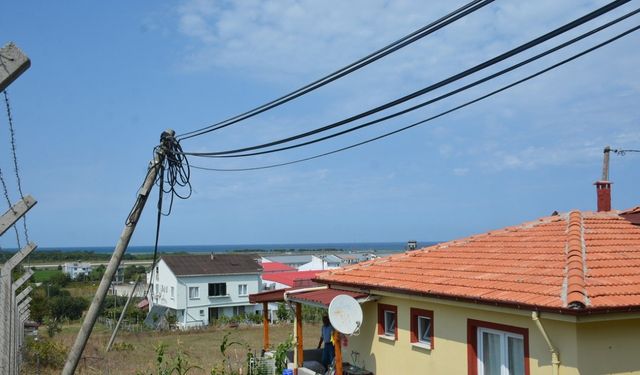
top-left (317, 208), bottom-right (640, 313)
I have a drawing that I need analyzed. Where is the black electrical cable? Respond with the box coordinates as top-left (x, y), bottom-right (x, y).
top-left (190, 7), bottom-right (640, 159)
top-left (177, 0), bottom-right (495, 140)
top-left (188, 23), bottom-right (640, 172)
top-left (145, 131), bottom-right (192, 295)
top-left (183, 0), bottom-right (630, 157)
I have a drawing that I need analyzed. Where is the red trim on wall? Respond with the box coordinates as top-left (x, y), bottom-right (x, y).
top-left (377, 303), bottom-right (398, 340)
top-left (409, 308), bottom-right (434, 349)
top-left (467, 319), bottom-right (530, 375)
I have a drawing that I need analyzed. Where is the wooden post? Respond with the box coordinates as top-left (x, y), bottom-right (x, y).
top-left (333, 330), bottom-right (343, 375)
top-left (296, 303), bottom-right (304, 368)
top-left (262, 301), bottom-right (269, 351)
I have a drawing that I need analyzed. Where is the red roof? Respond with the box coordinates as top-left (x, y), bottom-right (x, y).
top-left (316, 209), bottom-right (640, 314)
top-left (287, 288), bottom-right (369, 308)
top-left (261, 262), bottom-right (296, 273)
top-left (263, 270), bottom-right (321, 287)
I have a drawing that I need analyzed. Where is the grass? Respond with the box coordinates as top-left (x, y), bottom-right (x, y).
top-left (33, 268), bottom-right (63, 283)
top-left (23, 321), bottom-right (322, 374)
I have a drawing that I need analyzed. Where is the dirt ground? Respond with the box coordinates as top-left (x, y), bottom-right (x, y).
top-left (23, 321), bottom-right (322, 374)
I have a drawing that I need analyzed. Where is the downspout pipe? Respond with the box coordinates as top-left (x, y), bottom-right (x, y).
top-left (532, 311), bottom-right (560, 375)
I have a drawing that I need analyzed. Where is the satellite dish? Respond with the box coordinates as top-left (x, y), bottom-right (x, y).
top-left (328, 294), bottom-right (363, 335)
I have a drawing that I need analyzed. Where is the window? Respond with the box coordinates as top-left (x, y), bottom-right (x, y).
top-left (238, 284), bottom-right (248, 296)
top-left (410, 308), bottom-right (434, 349)
top-left (208, 283), bottom-right (227, 297)
top-left (170, 286), bottom-right (175, 299)
top-left (188, 286), bottom-right (199, 299)
top-left (468, 319), bottom-right (529, 375)
top-left (233, 306), bottom-right (246, 315)
top-left (155, 266), bottom-right (159, 281)
top-left (200, 309), bottom-right (204, 317)
top-left (377, 303), bottom-right (398, 340)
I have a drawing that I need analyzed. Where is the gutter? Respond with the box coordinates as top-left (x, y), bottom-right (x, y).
top-left (532, 311), bottom-right (560, 375)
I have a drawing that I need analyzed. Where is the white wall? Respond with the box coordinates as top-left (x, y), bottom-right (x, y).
top-left (148, 259), bottom-right (262, 327)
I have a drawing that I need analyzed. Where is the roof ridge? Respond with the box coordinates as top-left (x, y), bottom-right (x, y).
top-left (565, 210), bottom-right (587, 309)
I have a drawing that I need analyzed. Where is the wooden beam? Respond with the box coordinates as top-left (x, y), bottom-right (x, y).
top-left (332, 330), bottom-right (343, 375)
top-left (296, 303), bottom-right (304, 368)
top-left (262, 302), bottom-right (269, 351)
top-left (0, 195), bottom-right (36, 237)
top-left (0, 43), bottom-right (30, 92)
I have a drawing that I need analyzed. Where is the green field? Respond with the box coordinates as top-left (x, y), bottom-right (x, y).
top-left (33, 268), bottom-right (64, 283)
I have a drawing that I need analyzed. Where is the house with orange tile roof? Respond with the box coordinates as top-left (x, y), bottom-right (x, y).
top-left (312, 183), bottom-right (640, 375)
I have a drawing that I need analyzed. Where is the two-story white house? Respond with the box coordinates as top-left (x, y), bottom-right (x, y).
top-left (62, 262), bottom-right (92, 279)
top-left (147, 253), bottom-right (262, 328)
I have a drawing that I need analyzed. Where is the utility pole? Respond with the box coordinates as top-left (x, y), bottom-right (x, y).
top-left (62, 131), bottom-right (172, 375)
top-left (106, 276), bottom-right (140, 352)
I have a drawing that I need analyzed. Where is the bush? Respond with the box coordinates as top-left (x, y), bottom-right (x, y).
top-left (112, 342), bottom-right (135, 351)
top-left (275, 302), bottom-right (290, 322)
top-left (49, 295), bottom-right (89, 321)
top-left (25, 338), bottom-right (67, 369)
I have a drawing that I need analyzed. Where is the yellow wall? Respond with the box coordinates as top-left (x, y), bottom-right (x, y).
top-left (576, 318), bottom-right (640, 375)
top-left (342, 294), bottom-right (640, 375)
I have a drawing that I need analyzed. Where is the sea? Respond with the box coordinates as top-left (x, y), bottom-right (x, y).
top-left (30, 241), bottom-right (439, 254)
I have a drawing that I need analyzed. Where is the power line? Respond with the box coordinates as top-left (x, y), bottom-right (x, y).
top-left (182, 0), bottom-right (631, 157)
top-left (613, 148), bottom-right (640, 155)
top-left (176, 0), bottom-right (495, 140)
top-left (189, 23), bottom-right (640, 172)
top-left (189, 8), bottom-right (640, 160)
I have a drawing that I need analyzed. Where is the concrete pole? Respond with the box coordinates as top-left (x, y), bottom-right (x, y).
top-left (0, 242), bottom-right (37, 375)
top-left (62, 143), bottom-right (167, 375)
top-left (106, 276), bottom-right (140, 351)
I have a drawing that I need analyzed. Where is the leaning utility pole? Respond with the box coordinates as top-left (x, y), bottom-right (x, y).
top-left (62, 130), bottom-right (172, 375)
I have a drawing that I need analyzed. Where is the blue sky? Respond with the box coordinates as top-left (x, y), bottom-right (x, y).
top-left (1, 0), bottom-right (639, 248)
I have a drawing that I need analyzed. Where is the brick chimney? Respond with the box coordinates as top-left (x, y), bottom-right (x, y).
top-left (595, 146), bottom-right (612, 212)
top-left (594, 181), bottom-right (612, 212)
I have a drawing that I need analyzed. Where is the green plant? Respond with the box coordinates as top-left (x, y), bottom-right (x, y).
top-left (166, 312), bottom-right (178, 329)
top-left (138, 342), bottom-right (201, 375)
top-left (25, 338), bottom-right (67, 369)
top-left (274, 335), bottom-right (294, 374)
top-left (44, 317), bottom-right (62, 338)
top-left (276, 302), bottom-right (290, 322)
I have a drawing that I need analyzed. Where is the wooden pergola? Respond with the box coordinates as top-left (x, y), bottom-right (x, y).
top-left (250, 286), bottom-right (369, 375)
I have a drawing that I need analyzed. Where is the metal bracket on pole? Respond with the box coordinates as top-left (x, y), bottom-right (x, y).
top-left (0, 42), bottom-right (31, 92)
top-left (0, 195), bottom-right (36, 236)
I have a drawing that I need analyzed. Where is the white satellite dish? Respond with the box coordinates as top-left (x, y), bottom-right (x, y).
top-left (328, 294), bottom-right (363, 335)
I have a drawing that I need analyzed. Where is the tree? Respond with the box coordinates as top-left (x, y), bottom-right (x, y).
top-left (89, 264), bottom-right (106, 281)
top-left (276, 302), bottom-right (290, 322)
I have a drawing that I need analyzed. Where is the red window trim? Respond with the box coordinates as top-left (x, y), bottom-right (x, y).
top-left (410, 308), bottom-right (434, 348)
top-left (377, 303), bottom-right (398, 340)
top-left (467, 319), bottom-right (530, 375)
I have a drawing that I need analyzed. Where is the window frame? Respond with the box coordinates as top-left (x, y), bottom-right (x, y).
top-left (170, 286), bottom-right (175, 299)
top-left (377, 303), bottom-right (398, 340)
top-left (238, 284), bottom-right (248, 296)
top-left (208, 282), bottom-right (227, 297)
top-left (188, 286), bottom-right (200, 300)
top-left (467, 319), bottom-right (530, 375)
top-left (410, 308), bottom-right (434, 349)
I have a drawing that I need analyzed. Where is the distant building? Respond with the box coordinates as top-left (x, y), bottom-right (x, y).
top-left (62, 262), bottom-right (92, 279)
top-left (261, 254), bottom-right (340, 271)
top-left (406, 240), bottom-right (418, 250)
top-left (146, 253), bottom-right (262, 329)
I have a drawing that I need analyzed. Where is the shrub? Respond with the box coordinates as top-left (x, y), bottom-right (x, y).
top-left (25, 338), bottom-right (67, 369)
top-left (275, 302), bottom-right (290, 322)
